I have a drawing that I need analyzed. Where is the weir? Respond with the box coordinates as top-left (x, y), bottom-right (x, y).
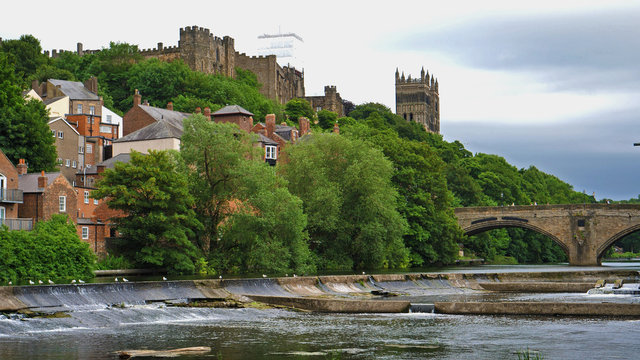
top-left (2, 269), bottom-right (639, 316)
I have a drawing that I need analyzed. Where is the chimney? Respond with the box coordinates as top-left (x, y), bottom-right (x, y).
top-left (265, 114), bottom-right (276, 138)
top-left (204, 107), bottom-right (211, 121)
top-left (333, 122), bottom-right (340, 134)
top-left (38, 171), bottom-right (47, 189)
top-left (84, 76), bottom-right (98, 94)
top-left (298, 117), bottom-right (310, 136)
top-left (133, 89), bottom-right (141, 107)
top-left (142, 100), bottom-right (149, 106)
top-left (77, 42), bottom-right (83, 56)
top-left (167, 102), bottom-right (173, 111)
top-left (31, 80), bottom-right (40, 95)
top-left (195, 107), bottom-right (201, 114)
top-left (17, 159), bottom-right (28, 175)
top-left (97, 164), bottom-right (106, 174)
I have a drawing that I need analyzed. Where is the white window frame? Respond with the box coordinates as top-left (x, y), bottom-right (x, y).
top-left (84, 190), bottom-right (89, 204)
top-left (51, 130), bottom-right (56, 137)
top-left (93, 198), bottom-right (99, 205)
top-left (106, 114), bottom-right (112, 123)
top-left (65, 159), bottom-right (70, 167)
top-left (58, 131), bottom-right (64, 139)
top-left (89, 106), bottom-right (95, 115)
top-left (82, 226), bottom-right (89, 239)
top-left (59, 196), bottom-right (66, 212)
top-left (86, 144), bottom-right (93, 154)
top-left (79, 146), bottom-right (84, 154)
top-left (0, 206), bottom-right (5, 221)
top-left (265, 145), bottom-right (277, 160)
top-left (72, 160), bottom-right (77, 168)
top-left (77, 104), bottom-right (82, 114)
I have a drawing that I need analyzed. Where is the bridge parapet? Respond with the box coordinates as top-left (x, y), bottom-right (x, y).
top-left (454, 204), bottom-right (640, 266)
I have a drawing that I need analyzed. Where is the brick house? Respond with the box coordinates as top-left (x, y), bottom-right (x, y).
top-left (0, 150), bottom-right (31, 230)
top-left (18, 171), bottom-right (77, 224)
top-left (48, 117), bottom-right (81, 183)
top-left (122, 90), bottom-right (190, 136)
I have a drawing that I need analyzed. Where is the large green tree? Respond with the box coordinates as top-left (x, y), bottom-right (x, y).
top-left (279, 133), bottom-right (409, 270)
top-left (0, 34), bottom-right (49, 85)
top-left (93, 150), bottom-right (203, 274)
top-left (180, 115), bottom-right (311, 273)
top-left (0, 53), bottom-right (56, 171)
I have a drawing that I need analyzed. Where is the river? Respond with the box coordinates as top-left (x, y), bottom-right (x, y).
top-left (1, 263), bottom-right (639, 359)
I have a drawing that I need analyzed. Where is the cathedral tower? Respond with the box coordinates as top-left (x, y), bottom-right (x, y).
top-left (395, 67), bottom-right (439, 133)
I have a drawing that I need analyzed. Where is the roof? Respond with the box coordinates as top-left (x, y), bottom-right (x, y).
top-left (18, 172), bottom-right (64, 193)
top-left (115, 108), bottom-right (187, 143)
top-left (49, 79), bottom-right (99, 100)
top-left (275, 124), bottom-right (297, 141)
top-left (43, 95), bottom-right (68, 105)
top-left (258, 134), bottom-right (278, 146)
top-left (138, 104), bottom-right (191, 123)
top-left (213, 105), bottom-right (254, 117)
top-left (48, 117), bottom-right (80, 135)
top-left (82, 153), bottom-right (132, 174)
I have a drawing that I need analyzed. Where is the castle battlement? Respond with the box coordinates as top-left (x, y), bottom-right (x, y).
top-left (395, 67), bottom-right (440, 133)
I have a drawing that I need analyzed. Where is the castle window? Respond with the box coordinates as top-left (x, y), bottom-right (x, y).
top-left (410, 113), bottom-right (414, 121)
top-left (216, 48), bottom-right (220, 62)
top-left (403, 113), bottom-right (407, 120)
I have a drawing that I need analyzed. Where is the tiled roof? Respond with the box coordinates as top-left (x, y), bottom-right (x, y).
top-left (115, 114), bottom-right (185, 143)
top-left (258, 134), bottom-right (278, 146)
top-left (138, 105), bottom-right (191, 123)
top-left (82, 153), bottom-right (132, 174)
top-left (49, 79), bottom-right (99, 100)
top-left (18, 172), bottom-right (64, 193)
top-left (213, 105), bottom-right (254, 116)
top-left (42, 95), bottom-right (67, 105)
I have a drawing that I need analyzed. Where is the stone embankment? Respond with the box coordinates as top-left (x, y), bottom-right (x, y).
top-left (1, 269), bottom-right (639, 315)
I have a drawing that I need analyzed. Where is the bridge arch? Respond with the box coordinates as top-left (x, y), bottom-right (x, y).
top-left (462, 219), bottom-right (570, 256)
top-left (596, 223), bottom-right (640, 262)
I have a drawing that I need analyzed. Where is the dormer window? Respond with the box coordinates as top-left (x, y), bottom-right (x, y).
top-left (265, 145), bottom-right (277, 160)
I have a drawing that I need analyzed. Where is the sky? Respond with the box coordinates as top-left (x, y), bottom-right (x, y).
top-left (2, 0), bottom-right (640, 200)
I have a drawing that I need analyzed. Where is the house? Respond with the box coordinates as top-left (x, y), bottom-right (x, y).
top-left (18, 171), bottom-right (77, 224)
top-left (48, 117), bottom-right (82, 183)
top-left (0, 150), bottom-right (31, 230)
top-left (113, 108), bottom-right (187, 156)
top-left (122, 90), bottom-right (190, 136)
top-left (32, 77), bottom-right (102, 118)
top-left (102, 106), bottom-right (123, 138)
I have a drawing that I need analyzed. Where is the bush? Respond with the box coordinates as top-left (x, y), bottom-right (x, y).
top-left (0, 215), bottom-right (96, 284)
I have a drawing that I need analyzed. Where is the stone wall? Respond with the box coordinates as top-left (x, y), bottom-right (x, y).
top-left (395, 68), bottom-right (440, 133)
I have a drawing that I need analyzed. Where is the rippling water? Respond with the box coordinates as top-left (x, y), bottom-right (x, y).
top-left (1, 303), bottom-right (639, 359)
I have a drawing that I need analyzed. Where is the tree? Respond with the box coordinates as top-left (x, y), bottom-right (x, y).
top-left (0, 214), bottom-right (95, 284)
top-left (284, 98), bottom-right (315, 122)
top-left (92, 150), bottom-right (203, 274)
top-left (0, 53), bottom-right (56, 171)
top-left (279, 133), bottom-right (409, 270)
top-left (317, 109), bottom-right (338, 130)
top-left (0, 34), bottom-right (49, 85)
top-left (180, 114), bottom-right (311, 273)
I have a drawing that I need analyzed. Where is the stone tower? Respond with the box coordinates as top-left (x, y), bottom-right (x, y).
top-left (178, 26), bottom-right (235, 77)
top-left (395, 67), bottom-right (439, 133)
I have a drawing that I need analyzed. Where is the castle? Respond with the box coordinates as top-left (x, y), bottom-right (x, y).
top-left (58, 26), bottom-right (306, 105)
top-left (395, 67), bottom-right (440, 133)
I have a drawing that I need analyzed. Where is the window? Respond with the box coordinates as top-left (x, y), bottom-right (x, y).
top-left (316, 106), bottom-right (322, 112)
top-left (82, 227), bottom-right (89, 239)
top-left (65, 159), bottom-right (70, 167)
top-left (94, 198), bottom-right (99, 205)
top-left (58, 131), bottom-right (64, 139)
top-left (59, 196), bottom-right (66, 212)
top-left (0, 206), bottom-right (4, 221)
top-left (106, 114), bottom-right (112, 123)
top-left (84, 191), bottom-right (89, 204)
top-left (72, 160), bottom-right (77, 168)
top-left (100, 125), bottom-right (112, 133)
top-left (77, 104), bottom-right (83, 114)
top-left (57, 158), bottom-right (63, 165)
top-left (89, 106), bottom-right (95, 115)
top-left (86, 144), bottom-right (93, 154)
top-left (51, 130), bottom-right (55, 137)
top-left (265, 145), bottom-right (277, 160)
top-left (79, 146), bottom-right (84, 154)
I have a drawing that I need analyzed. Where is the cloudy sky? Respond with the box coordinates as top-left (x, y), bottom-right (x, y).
top-left (3, 0), bottom-right (640, 200)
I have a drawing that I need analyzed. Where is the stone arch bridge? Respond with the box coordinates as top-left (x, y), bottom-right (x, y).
top-left (454, 204), bottom-right (640, 266)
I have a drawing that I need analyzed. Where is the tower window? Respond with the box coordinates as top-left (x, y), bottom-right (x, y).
top-left (410, 113), bottom-right (413, 121)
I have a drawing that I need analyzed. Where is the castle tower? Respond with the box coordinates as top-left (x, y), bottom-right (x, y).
top-left (395, 67), bottom-right (440, 133)
top-left (178, 26), bottom-right (235, 77)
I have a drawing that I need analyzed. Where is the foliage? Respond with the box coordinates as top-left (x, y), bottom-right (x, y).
top-left (0, 215), bottom-right (95, 284)
top-left (317, 109), bottom-right (338, 130)
top-left (0, 35), bottom-right (49, 86)
top-left (95, 255), bottom-right (133, 270)
top-left (181, 115), bottom-right (312, 273)
top-left (285, 98), bottom-right (315, 123)
top-left (92, 150), bottom-right (203, 274)
top-left (279, 133), bottom-right (409, 270)
top-left (0, 52), bottom-right (57, 171)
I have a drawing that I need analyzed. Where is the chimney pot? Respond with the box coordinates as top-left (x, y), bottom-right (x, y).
top-left (167, 102), bottom-right (173, 111)
top-left (133, 89), bottom-right (141, 107)
top-left (266, 114), bottom-right (276, 138)
top-left (16, 158), bottom-right (28, 175)
top-left (37, 171), bottom-right (47, 188)
top-left (204, 107), bottom-right (211, 121)
top-left (195, 107), bottom-right (201, 114)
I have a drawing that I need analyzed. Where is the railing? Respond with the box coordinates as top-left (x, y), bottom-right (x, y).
top-left (0, 188), bottom-right (24, 203)
top-left (0, 218), bottom-right (33, 231)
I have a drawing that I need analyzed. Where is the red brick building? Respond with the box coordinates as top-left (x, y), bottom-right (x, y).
top-left (0, 151), bottom-right (31, 230)
top-left (18, 171), bottom-right (77, 224)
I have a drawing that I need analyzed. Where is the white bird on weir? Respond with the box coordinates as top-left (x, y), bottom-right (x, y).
top-left (219, 275), bottom-right (222, 279)
top-left (71, 280), bottom-right (77, 284)
top-left (122, 278), bottom-right (129, 282)
top-left (78, 279), bottom-right (85, 284)
top-left (8, 281), bottom-right (12, 285)
top-left (48, 279), bottom-right (54, 284)
top-left (162, 276), bottom-right (167, 281)
top-left (29, 280), bottom-right (35, 285)
top-left (38, 280), bottom-right (43, 284)
top-left (114, 277), bottom-right (118, 282)
top-left (262, 274), bottom-right (267, 278)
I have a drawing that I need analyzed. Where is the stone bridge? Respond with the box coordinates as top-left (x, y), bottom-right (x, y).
top-left (454, 204), bottom-right (640, 266)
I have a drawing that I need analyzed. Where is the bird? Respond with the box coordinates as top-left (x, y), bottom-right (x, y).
top-left (285, 274), bottom-right (288, 277)
top-left (122, 278), bottom-right (129, 282)
top-left (8, 281), bottom-right (12, 285)
top-left (48, 279), bottom-right (54, 284)
top-left (38, 280), bottom-right (43, 284)
top-left (29, 280), bottom-right (35, 285)
top-left (262, 274), bottom-right (267, 278)
top-left (162, 276), bottom-right (167, 281)
top-left (114, 277), bottom-right (118, 282)
top-left (71, 279), bottom-right (77, 284)
top-left (362, 271), bottom-right (366, 275)
top-left (78, 279), bottom-right (85, 284)
top-left (293, 274), bottom-right (297, 278)
top-left (218, 275), bottom-right (222, 279)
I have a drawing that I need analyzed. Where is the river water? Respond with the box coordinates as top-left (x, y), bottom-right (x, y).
top-left (1, 263), bottom-right (639, 359)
